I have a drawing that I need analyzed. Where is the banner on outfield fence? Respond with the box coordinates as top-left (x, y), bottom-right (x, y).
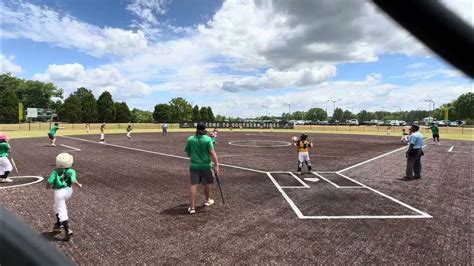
top-left (179, 122), bottom-right (294, 129)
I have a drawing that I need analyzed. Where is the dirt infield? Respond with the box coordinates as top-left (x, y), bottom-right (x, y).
top-left (0, 132), bottom-right (471, 264)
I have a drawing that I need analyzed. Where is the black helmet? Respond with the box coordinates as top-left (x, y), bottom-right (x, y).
top-left (301, 133), bottom-right (308, 140)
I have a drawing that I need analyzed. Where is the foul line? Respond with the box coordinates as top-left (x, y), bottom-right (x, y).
top-left (61, 136), bottom-right (266, 174)
top-left (266, 173), bottom-right (304, 218)
top-left (60, 144), bottom-right (81, 151)
top-left (338, 143), bottom-right (428, 173)
top-left (0, 176), bottom-right (44, 190)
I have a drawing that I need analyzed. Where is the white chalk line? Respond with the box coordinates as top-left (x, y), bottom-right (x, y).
top-left (228, 140), bottom-right (291, 148)
top-left (266, 173), bottom-right (304, 218)
top-left (0, 176), bottom-right (44, 190)
top-left (447, 146), bottom-right (469, 154)
top-left (60, 144), bottom-right (81, 151)
top-left (336, 172), bottom-right (431, 218)
top-left (63, 136), bottom-right (432, 219)
top-left (62, 136), bottom-right (267, 174)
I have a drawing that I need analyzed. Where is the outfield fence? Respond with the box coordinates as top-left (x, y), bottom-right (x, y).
top-left (293, 125), bottom-right (473, 137)
top-left (0, 122), bottom-right (179, 131)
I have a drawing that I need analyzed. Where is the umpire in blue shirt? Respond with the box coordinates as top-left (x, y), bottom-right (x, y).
top-left (405, 124), bottom-right (424, 180)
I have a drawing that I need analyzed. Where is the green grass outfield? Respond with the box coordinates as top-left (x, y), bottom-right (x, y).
top-left (2, 126), bottom-right (472, 141)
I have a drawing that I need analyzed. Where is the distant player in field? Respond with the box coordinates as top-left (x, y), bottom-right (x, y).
top-left (386, 125), bottom-right (392, 135)
top-left (47, 153), bottom-right (82, 241)
top-left (0, 134), bottom-right (13, 183)
top-left (429, 123), bottom-right (440, 145)
top-left (85, 123), bottom-right (90, 133)
top-left (294, 133), bottom-right (313, 175)
top-left (48, 122), bottom-right (60, 146)
top-left (401, 125), bottom-right (410, 143)
top-left (100, 123), bottom-right (106, 143)
top-left (126, 124), bottom-right (133, 140)
top-left (209, 128), bottom-right (218, 144)
top-left (162, 122), bottom-right (168, 136)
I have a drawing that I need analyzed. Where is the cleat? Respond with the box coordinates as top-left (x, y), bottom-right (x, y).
top-left (1, 178), bottom-right (13, 183)
top-left (295, 172), bottom-right (302, 175)
top-left (204, 199), bottom-right (215, 207)
top-left (53, 223), bottom-right (63, 232)
top-left (51, 144), bottom-right (56, 147)
top-left (64, 229), bottom-right (73, 241)
top-left (187, 207), bottom-right (196, 214)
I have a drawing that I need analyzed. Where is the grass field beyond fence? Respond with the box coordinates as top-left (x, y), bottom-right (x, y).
top-left (0, 123), bottom-right (472, 141)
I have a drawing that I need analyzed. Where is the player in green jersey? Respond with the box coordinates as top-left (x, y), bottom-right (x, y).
top-left (47, 153), bottom-right (82, 241)
top-left (48, 123), bottom-right (60, 146)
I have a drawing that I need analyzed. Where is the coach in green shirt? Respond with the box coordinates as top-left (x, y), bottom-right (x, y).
top-left (184, 122), bottom-right (220, 214)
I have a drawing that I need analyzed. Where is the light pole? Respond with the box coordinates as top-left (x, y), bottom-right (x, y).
top-left (261, 105), bottom-right (268, 117)
top-left (424, 99), bottom-right (435, 122)
top-left (392, 105), bottom-right (401, 112)
top-left (284, 103), bottom-right (291, 114)
top-left (327, 99), bottom-right (341, 116)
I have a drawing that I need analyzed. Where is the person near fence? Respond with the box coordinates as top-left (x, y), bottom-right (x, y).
top-left (429, 123), bottom-right (440, 145)
top-left (404, 125), bottom-right (424, 180)
top-left (126, 124), bottom-right (133, 140)
top-left (0, 134), bottom-right (13, 183)
top-left (162, 122), bottom-right (168, 136)
top-left (100, 123), bottom-right (106, 143)
top-left (184, 122), bottom-right (219, 214)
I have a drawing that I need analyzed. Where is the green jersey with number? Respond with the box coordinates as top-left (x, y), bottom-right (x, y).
top-left (185, 135), bottom-right (214, 170)
top-left (0, 142), bottom-right (10, 157)
top-left (48, 168), bottom-right (77, 189)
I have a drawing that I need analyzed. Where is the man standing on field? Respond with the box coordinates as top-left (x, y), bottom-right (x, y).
top-left (184, 122), bottom-right (220, 214)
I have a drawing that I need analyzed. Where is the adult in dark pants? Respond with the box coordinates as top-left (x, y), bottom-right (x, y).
top-left (184, 122), bottom-right (220, 214)
top-left (405, 125), bottom-right (424, 180)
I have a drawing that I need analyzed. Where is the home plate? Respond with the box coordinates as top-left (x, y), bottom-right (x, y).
top-left (304, 177), bottom-right (320, 182)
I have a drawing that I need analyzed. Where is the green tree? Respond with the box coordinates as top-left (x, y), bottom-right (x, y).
top-left (305, 108), bottom-right (327, 121)
top-left (453, 92), bottom-right (473, 120)
top-left (192, 105), bottom-right (201, 122)
top-left (0, 89), bottom-right (19, 123)
top-left (97, 91), bottom-right (115, 122)
top-left (114, 102), bottom-right (131, 122)
top-left (71, 87), bottom-right (98, 122)
top-left (58, 95), bottom-right (82, 122)
top-left (207, 106), bottom-right (215, 121)
top-left (215, 115), bottom-right (226, 122)
top-left (131, 108), bottom-right (154, 123)
top-left (200, 106), bottom-right (209, 121)
top-left (332, 108), bottom-right (344, 121)
top-left (168, 97), bottom-right (193, 122)
top-left (292, 111), bottom-right (306, 120)
top-left (153, 104), bottom-right (171, 122)
top-left (20, 80), bottom-right (63, 109)
top-left (342, 110), bottom-right (354, 121)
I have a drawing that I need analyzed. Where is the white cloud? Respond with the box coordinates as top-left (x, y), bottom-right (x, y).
top-left (392, 68), bottom-right (464, 80)
top-left (221, 65), bottom-right (336, 92)
top-left (34, 63), bottom-right (153, 100)
top-left (0, 54), bottom-right (23, 74)
top-left (1, 1), bottom-right (148, 57)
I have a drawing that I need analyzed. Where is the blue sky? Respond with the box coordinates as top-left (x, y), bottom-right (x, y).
top-left (1, 0), bottom-right (472, 117)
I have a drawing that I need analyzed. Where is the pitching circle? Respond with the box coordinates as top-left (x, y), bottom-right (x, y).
top-left (228, 140), bottom-right (292, 148)
top-left (0, 176), bottom-right (44, 190)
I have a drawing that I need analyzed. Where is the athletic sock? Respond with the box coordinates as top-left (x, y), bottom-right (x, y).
top-left (55, 214), bottom-right (60, 226)
top-left (62, 220), bottom-right (70, 233)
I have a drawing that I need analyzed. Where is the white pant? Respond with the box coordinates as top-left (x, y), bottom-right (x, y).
top-left (298, 152), bottom-right (310, 163)
top-left (100, 133), bottom-right (105, 141)
top-left (127, 131), bottom-right (132, 137)
top-left (0, 157), bottom-right (12, 175)
top-left (54, 187), bottom-right (73, 222)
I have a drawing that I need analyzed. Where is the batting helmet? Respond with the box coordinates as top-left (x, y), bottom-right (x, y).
top-left (56, 153), bottom-right (74, 169)
top-left (0, 133), bottom-right (8, 141)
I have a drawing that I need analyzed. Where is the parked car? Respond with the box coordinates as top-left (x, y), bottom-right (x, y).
top-left (436, 120), bottom-right (447, 127)
top-left (448, 121), bottom-right (459, 127)
top-left (369, 119), bottom-right (379, 125)
top-left (348, 119), bottom-right (359, 125)
top-left (389, 120), bottom-right (400, 126)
